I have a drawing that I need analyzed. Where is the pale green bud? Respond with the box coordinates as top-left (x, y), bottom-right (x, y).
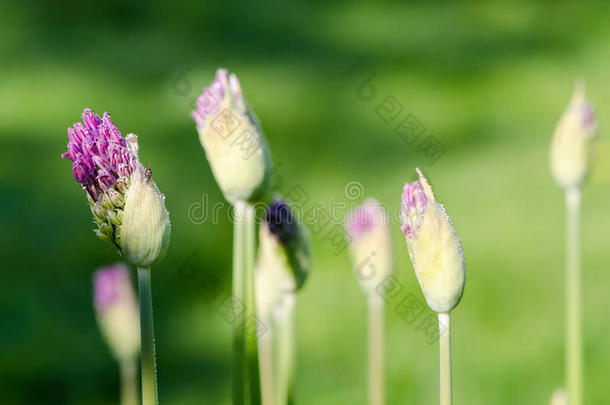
top-left (401, 169), bottom-right (465, 313)
top-left (550, 80), bottom-right (598, 189)
top-left (192, 69), bottom-right (272, 203)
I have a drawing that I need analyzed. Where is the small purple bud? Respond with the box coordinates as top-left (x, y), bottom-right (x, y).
top-left (345, 199), bottom-right (386, 240)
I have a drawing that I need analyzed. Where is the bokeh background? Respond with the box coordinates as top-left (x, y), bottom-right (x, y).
top-left (2, 1), bottom-right (610, 404)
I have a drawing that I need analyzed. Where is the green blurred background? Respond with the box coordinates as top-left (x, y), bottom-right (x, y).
top-left (2, 0), bottom-right (610, 403)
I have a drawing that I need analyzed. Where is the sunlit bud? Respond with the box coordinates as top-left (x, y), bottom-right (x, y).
top-left (345, 198), bottom-right (392, 296)
top-left (93, 264), bottom-right (140, 361)
top-left (191, 68), bottom-right (272, 203)
top-left (550, 80), bottom-right (598, 189)
top-left (400, 169), bottom-right (465, 313)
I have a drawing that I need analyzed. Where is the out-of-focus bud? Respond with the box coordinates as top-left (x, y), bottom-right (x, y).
top-left (550, 80), bottom-right (598, 189)
top-left (191, 68), bottom-right (272, 203)
top-left (549, 388), bottom-right (568, 405)
top-left (255, 199), bottom-right (310, 319)
top-left (401, 169), bottom-right (465, 313)
top-left (93, 264), bottom-right (140, 361)
top-left (345, 198), bottom-right (392, 296)
top-left (120, 136), bottom-right (171, 267)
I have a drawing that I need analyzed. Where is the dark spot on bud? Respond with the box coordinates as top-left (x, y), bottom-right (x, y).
top-left (265, 199), bottom-right (297, 245)
top-left (145, 168), bottom-right (152, 183)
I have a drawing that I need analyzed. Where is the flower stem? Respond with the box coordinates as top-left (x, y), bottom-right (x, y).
top-left (233, 202), bottom-right (262, 405)
top-left (137, 266), bottom-right (158, 405)
top-left (565, 187), bottom-right (583, 405)
top-left (367, 296), bottom-right (384, 405)
top-left (120, 357), bottom-right (139, 405)
top-left (438, 312), bottom-right (452, 405)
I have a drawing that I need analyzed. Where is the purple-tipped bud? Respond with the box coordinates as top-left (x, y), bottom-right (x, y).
top-left (400, 174), bottom-right (429, 239)
top-left (94, 264), bottom-right (131, 312)
top-left (191, 68), bottom-right (271, 202)
top-left (346, 199), bottom-right (388, 241)
top-left (345, 199), bottom-right (393, 295)
top-left (93, 263), bottom-right (140, 361)
top-left (550, 80), bottom-right (598, 189)
top-left (399, 169), bottom-right (465, 313)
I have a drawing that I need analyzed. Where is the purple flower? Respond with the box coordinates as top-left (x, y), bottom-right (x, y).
top-left (63, 109), bottom-right (136, 201)
top-left (93, 263), bottom-right (131, 312)
top-left (62, 109), bottom-right (141, 246)
top-left (400, 170), bottom-right (429, 239)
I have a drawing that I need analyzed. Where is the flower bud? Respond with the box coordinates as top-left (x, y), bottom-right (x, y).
top-left (401, 169), bottom-right (465, 313)
top-left (93, 264), bottom-right (140, 361)
top-left (345, 199), bottom-right (392, 296)
top-left (120, 143), bottom-right (171, 267)
top-left (191, 69), bottom-right (272, 203)
top-left (550, 80), bottom-right (598, 189)
top-left (255, 199), bottom-right (310, 319)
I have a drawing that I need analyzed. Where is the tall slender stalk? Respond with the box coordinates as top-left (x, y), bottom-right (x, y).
top-left (438, 312), bottom-right (452, 405)
top-left (120, 357), bottom-right (139, 405)
top-left (367, 296), bottom-right (384, 405)
top-left (233, 201), bottom-right (262, 405)
top-left (565, 187), bottom-right (583, 405)
top-left (137, 266), bottom-right (158, 405)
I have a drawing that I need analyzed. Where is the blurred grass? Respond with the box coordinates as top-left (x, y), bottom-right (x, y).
top-left (1, 0), bottom-right (610, 404)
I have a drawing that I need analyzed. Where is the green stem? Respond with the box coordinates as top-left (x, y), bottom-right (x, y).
top-left (137, 266), bottom-right (158, 405)
top-left (367, 296), bottom-right (384, 405)
top-left (120, 357), bottom-right (139, 405)
top-left (438, 312), bottom-right (452, 405)
top-left (233, 202), bottom-right (262, 405)
top-left (566, 187), bottom-right (583, 405)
